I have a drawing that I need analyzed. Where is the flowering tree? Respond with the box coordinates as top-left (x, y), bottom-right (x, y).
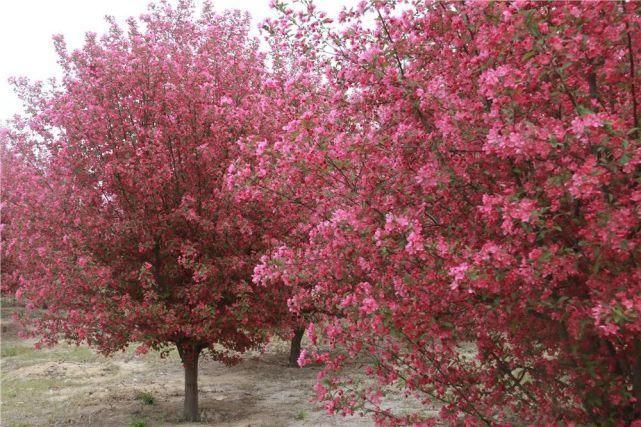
top-left (1, 1), bottom-right (283, 421)
top-left (227, 9), bottom-right (338, 366)
top-left (1, 143), bottom-right (22, 296)
top-left (255, 0), bottom-right (641, 424)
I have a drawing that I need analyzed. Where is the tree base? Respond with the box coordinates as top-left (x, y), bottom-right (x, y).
top-left (289, 328), bottom-right (305, 367)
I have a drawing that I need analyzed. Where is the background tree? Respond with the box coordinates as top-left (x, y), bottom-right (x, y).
top-left (227, 5), bottom-right (338, 367)
top-left (1, 1), bottom-right (283, 421)
top-left (255, 0), bottom-right (641, 424)
top-left (1, 141), bottom-right (24, 296)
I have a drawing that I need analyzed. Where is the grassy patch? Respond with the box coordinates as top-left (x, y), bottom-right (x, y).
top-left (53, 344), bottom-right (96, 363)
top-left (135, 390), bottom-right (156, 405)
top-left (1, 344), bottom-right (35, 358)
top-left (130, 418), bottom-right (147, 427)
top-left (0, 342), bottom-right (101, 371)
top-left (1, 377), bottom-right (69, 401)
top-left (1, 376), bottom-right (83, 426)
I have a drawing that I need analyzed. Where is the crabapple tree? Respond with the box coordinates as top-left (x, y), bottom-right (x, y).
top-left (2, 1), bottom-right (283, 421)
top-left (226, 10), bottom-right (339, 366)
top-left (255, 0), bottom-right (641, 424)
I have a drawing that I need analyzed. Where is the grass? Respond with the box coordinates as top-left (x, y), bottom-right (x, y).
top-left (1, 377), bottom-right (71, 402)
top-left (0, 297), bottom-right (351, 426)
top-left (1, 344), bottom-right (35, 358)
top-left (0, 299), bottom-right (172, 426)
top-left (55, 344), bottom-right (96, 362)
top-left (1, 342), bottom-right (99, 369)
top-left (130, 419), bottom-right (147, 427)
top-left (135, 390), bottom-right (156, 405)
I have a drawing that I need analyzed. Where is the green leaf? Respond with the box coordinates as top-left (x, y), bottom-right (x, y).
top-left (548, 134), bottom-right (563, 148)
top-left (576, 105), bottom-right (594, 116)
top-left (538, 249), bottom-right (553, 264)
top-left (521, 50), bottom-right (537, 62)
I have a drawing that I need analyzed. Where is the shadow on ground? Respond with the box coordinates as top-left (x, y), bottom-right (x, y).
top-left (1, 299), bottom-right (386, 426)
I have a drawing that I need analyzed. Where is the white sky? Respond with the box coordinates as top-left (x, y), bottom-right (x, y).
top-left (0, 0), bottom-right (353, 122)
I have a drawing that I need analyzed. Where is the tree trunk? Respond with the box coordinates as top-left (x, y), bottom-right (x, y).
top-left (632, 343), bottom-right (641, 418)
top-left (178, 344), bottom-right (202, 422)
top-left (289, 328), bottom-right (305, 367)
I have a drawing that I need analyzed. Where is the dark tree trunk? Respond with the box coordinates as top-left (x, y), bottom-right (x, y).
top-left (633, 344), bottom-right (641, 418)
top-left (289, 328), bottom-right (305, 367)
top-left (178, 344), bottom-right (202, 422)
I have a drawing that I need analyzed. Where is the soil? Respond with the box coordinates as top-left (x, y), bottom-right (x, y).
top-left (0, 301), bottom-right (435, 426)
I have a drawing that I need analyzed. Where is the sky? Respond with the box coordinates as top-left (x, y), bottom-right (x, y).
top-left (0, 0), bottom-right (353, 122)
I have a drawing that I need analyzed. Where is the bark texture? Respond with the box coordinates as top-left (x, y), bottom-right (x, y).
top-left (289, 328), bottom-right (305, 367)
top-left (178, 344), bottom-right (202, 422)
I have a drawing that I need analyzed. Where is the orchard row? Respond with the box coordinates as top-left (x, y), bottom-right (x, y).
top-left (2, 1), bottom-right (641, 424)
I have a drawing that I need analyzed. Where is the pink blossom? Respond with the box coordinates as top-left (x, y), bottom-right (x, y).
top-left (360, 297), bottom-right (379, 315)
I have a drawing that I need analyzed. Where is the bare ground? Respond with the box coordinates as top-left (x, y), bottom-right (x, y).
top-left (0, 302), bottom-right (434, 426)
